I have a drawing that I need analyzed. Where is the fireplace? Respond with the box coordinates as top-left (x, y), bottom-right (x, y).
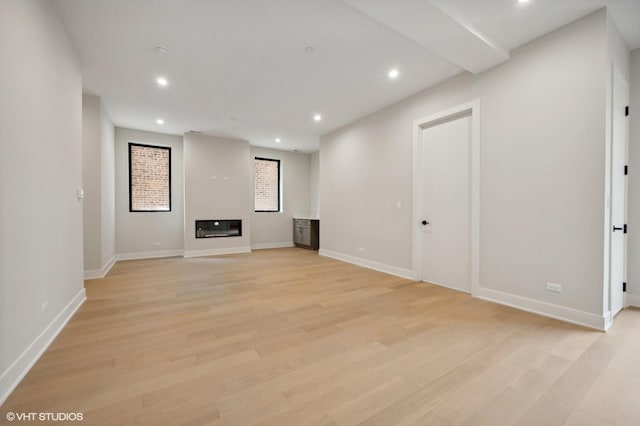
top-left (195, 220), bottom-right (242, 238)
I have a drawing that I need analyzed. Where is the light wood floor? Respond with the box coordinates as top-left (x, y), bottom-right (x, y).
top-left (2, 248), bottom-right (640, 425)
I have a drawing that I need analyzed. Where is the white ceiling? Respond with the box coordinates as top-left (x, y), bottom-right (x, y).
top-left (54, 0), bottom-right (640, 153)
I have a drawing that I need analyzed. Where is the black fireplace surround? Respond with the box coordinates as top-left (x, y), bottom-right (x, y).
top-left (195, 220), bottom-right (242, 238)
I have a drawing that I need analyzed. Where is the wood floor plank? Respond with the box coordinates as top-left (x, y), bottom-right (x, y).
top-left (515, 341), bottom-right (617, 426)
top-left (1, 248), bottom-right (638, 426)
top-left (328, 376), bottom-right (418, 426)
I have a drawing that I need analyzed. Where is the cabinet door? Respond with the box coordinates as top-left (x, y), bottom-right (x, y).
top-left (300, 227), bottom-right (311, 246)
top-left (293, 226), bottom-right (302, 244)
top-left (295, 226), bottom-right (311, 246)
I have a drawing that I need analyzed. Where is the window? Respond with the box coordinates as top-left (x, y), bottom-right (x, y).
top-left (129, 143), bottom-right (171, 212)
top-left (254, 157), bottom-right (281, 212)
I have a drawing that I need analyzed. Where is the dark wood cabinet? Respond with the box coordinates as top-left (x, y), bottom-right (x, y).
top-left (293, 218), bottom-right (319, 250)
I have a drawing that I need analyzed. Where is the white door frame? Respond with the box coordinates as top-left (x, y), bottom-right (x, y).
top-left (607, 64), bottom-right (629, 317)
top-left (412, 99), bottom-right (480, 297)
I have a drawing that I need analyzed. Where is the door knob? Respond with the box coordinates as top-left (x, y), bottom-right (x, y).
top-left (421, 220), bottom-right (429, 225)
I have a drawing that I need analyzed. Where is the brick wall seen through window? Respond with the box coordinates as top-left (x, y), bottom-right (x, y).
top-left (129, 143), bottom-right (171, 212)
top-left (254, 157), bottom-right (280, 212)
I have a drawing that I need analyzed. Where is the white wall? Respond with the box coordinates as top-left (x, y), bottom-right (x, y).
top-left (115, 128), bottom-right (184, 258)
top-left (250, 147), bottom-right (311, 249)
top-left (607, 15), bottom-right (631, 81)
top-left (82, 95), bottom-right (103, 272)
top-left (0, 0), bottom-right (85, 403)
top-left (183, 134), bottom-right (251, 256)
top-left (320, 10), bottom-right (609, 326)
top-left (310, 151), bottom-right (320, 219)
top-left (101, 101), bottom-right (115, 268)
top-left (628, 49), bottom-right (640, 306)
top-left (82, 94), bottom-right (115, 276)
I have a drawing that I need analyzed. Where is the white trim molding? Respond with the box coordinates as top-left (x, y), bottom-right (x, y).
top-left (319, 249), bottom-right (414, 280)
top-left (412, 99), bottom-right (481, 297)
top-left (183, 247), bottom-right (251, 258)
top-left (84, 255), bottom-right (116, 280)
top-left (604, 310), bottom-right (613, 332)
top-left (0, 288), bottom-right (86, 405)
top-left (116, 249), bottom-right (184, 261)
top-left (477, 286), bottom-right (608, 331)
top-left (603, 63), bottom-right (630, 326)
top-left (251, 242), bottom-right (294, 250)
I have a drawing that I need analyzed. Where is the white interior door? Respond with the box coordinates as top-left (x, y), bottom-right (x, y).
top-left (420, 114), bottom-right (471, 293)
top-left (610, 70), bottom-right (628, 317)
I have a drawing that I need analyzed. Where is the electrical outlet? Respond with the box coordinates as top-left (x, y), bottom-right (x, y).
top-left (154, 242), bottom-right (162, 247)
top-left (546, 282), bottom-right (562, 293)
top-left (41, 300), bottom-right (49, 315)
top-left (358, 247), bottom-right (364, 253)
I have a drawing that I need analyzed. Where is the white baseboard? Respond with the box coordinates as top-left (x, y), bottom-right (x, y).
top-left (476, 287), bottom-right (607, 331)
top-left (604, 310), bottom-right (613, 331)
top-left (627, 293), bottom-right (640, 308)
top-left (251, 242), bottom-right (294, 250)
top-left (84, 255), bottom-right (116, 280)
top-left (0, 288), bottom-right (86, 406)
top-left (183, 246), bottom-right (251, 258)
top-left (116, 249), bottom-right (184, 261)
top-left (318, 249), bottom-right (414, 280)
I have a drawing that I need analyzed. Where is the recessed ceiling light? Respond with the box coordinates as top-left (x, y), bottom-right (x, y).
top-left (305, 46), bottom-right (315, 54)
top-left (156, 118), bottom-right (164, 125)
top-left (388, 69), bottom-right (399, 79)
top-left (313, 114), bottom-right (322, 122)
top-left (275, 138), bottom-right (281, 143)
top-left (518, 0), bottom-right (530, 3)
top-left (156, 77), bottom-right (168, 87)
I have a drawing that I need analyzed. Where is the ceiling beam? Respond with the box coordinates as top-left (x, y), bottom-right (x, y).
top-left (341, 0), bottom-right (509, 74)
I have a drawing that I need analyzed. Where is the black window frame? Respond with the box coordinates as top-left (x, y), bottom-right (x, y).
top-left (128, 142), bottom-right (172, 213)
top-left (254, 157), bottom-right (281, 213)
